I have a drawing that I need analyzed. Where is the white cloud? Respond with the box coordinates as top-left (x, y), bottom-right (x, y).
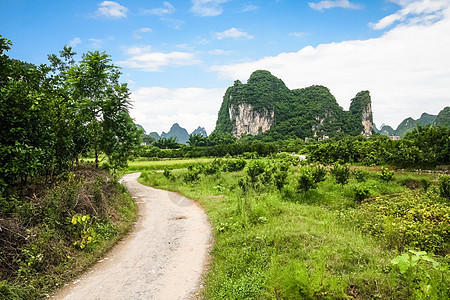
top-left (308, 0), bottom-right (362, 11)
top-left (118, 50), bottom-right (200, 72)
top-left (191, 0), bottom-right (229, 17)
top-left (69, 37), bottom-right (82, 47)
top-left (133, 27), bottom-right (152, 39)
top-left (216, 28), bottom-right (254, 40)
top-left (126, 45), bottom-right (152, 55)
top-left (210, 4), bottom-right (450, 128)
top-left (370, 0), bottom-right (448, 29)
top-left (143, 1), bottom-right (175, 16)
top-left (97, 1), bottom-right (128, 18)
top-left (130, 87), bottom-right (225, 134)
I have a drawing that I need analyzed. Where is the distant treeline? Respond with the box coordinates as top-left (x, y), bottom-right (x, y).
top-left (141, 125), bottom-right (449, 168)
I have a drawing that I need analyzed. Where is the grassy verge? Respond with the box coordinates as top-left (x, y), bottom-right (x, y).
top-left (127, 157), bottom-right (216, 172)
top-left (0, 165), bottom-right (138, 299)
top-left (137, 157), bottom-right (449, 299)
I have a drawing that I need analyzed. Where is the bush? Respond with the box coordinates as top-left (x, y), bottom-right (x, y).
top-left (438, 175), bottom-right (450, 200)
top-left (224, 159), bottom-right (246, 172)
top-left (246, 160), bottom-right (266, 182)
top-left (297, 165), bottom-right (326, 193)
top-left (353, 186), bottom-right (370, 203)
top-left (352, 169), bottom-right (369, 182)
top-left (330, 163), bottom-right (350, 185)
top-left (183, 165), bottom-right (203, 183)
top-left (379, 167), bottom-right (394, 182)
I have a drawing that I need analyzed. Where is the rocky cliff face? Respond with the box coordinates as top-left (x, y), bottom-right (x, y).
top-left (361, 100), bottom-right (373, 136)
top-left (229, 103), bottom-right (274, 138)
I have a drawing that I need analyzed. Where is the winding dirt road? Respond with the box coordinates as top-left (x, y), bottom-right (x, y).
top-left (53, 172), bottom-right (212, 300)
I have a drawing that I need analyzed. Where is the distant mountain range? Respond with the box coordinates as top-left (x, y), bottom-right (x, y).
top-left (148, 124), bottom-right (208, 144)
top-left (375, 106), bottom-right (449, 137)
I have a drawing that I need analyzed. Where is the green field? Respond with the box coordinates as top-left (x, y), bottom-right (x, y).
top-left (133, 156), bottom-right (450, 299)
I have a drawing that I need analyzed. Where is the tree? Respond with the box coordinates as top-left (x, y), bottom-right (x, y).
top-left (65, 51), bottom-right (141, 168)
top-left (187, 133), bottom-right (207, 147)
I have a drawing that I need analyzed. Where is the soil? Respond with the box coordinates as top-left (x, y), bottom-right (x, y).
top-left (52, 172), bottom-right (212, 300)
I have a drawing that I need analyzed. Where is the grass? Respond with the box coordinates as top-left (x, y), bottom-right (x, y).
top-left (134, 158), bottom-right (449, 299)
top-left (127, 157), bottom-right (216, 172)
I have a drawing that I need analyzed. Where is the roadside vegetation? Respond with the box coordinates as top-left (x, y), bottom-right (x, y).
top-left (1, 36), bottom-right (140, 298)
top-left (137, 156), bottom-right (449, 299)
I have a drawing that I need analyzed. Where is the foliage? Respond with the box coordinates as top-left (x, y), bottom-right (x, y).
top-left (0, 165), bottom-right (137, 298)
top-left (379, 167), bottom-right (394, 182)
top-left (353, 186), bottom-right (371, 203)
top-left (438, 175), bottom-right (450, 200)
top-left (71, 214), bottom-right (96, 249)
top-left (297, 165), bottom-right (327, 193)
top-left (330, 163), bottom-right (350, 185)
top-left (0, 36), bottom-right (142, 199)
top-left (390, 250), bottom-right (449, 299)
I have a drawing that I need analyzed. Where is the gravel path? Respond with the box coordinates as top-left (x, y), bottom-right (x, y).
top-left (53, 172), bottom-right (212, 300)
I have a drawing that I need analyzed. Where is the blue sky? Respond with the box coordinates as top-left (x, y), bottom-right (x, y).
top-left (2, 0), bottom-right (449, 134)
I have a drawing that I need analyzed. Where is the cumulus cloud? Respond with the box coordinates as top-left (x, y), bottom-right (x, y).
top-left (118, 48), bottom-right (200, 72)
top-left (97, 1), bottom-right (128, 18)
top-left (370, 0), bottom-right (448, 29)
top-left (130, 87), bottom-right (225, 134)
top-left (68, 37), bottom-right (82, 47)
top-left (216, 28), bottom-right (254, 40)
top-left (191, 0), bottom-right (229, 17)
top-left (210, 4), bottom-right (450, 128)
top-left (142, 1), bottom-right (175, 16)
top-left (308, 0), bottom-right (362, 11)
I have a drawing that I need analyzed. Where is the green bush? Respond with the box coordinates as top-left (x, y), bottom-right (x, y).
top-left (438, 175), bottom-right (450, 199)
top-left (297, 165), bottom-right (326, 193)
top-left (354, 186), bottom-right (370, 203)
top-left (352, 169), bottom-right (369, 182)
top-left (246, 160), bottom-right (266, 182)
top-left (330, 163), bottom-right (350, 185)
top-left (379, 167), bottom-right (394, 182)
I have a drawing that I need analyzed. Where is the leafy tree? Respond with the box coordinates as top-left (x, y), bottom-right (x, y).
top-left (187, 133), bottom-right (208, 147)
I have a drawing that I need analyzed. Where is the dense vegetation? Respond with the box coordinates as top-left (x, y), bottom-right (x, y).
top-left (214, 70), bottom-right (371, 139)
top-left (137, 156), bottom-right (449, 299)
top-left (1, 36), bottom-right (140, 298)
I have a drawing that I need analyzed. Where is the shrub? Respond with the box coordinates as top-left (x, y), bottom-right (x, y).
top-left (223, 159), bottom-right (246, 172)
top-left (353, 186), bottom-right (370, 203)
top-left (163, 169), bottom-right (174, 180)
top-left (330, 163), bottom-right (350, 185)
top-left (438, 175), bottom-right (450, 199)
top-left (352, 169), bottom-right (369, 182)
top-left (246, 160), bottom-right (266, 182)
top-left (311, 165), bottom-right (327, 184)
top-left (183, 165), bottom-right (202, 183)
top-left (379, 167), bottom-right (394, 182)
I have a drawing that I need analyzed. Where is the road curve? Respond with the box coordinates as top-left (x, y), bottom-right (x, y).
top-left (53, 172), bottom-right (212, 300)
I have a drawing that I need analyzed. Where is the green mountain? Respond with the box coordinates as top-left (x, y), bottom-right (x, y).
top-left (395, 113), bottom-right (437, 137)
top-left (214, 70), bottom-right (373, 139)
top-left (161, 123), bottom-right (190, 144)
top-left (433, 107), bottom-right (450, 128)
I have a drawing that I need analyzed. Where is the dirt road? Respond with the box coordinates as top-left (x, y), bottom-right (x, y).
top-left (53, 172), bottom-right (212, 300)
